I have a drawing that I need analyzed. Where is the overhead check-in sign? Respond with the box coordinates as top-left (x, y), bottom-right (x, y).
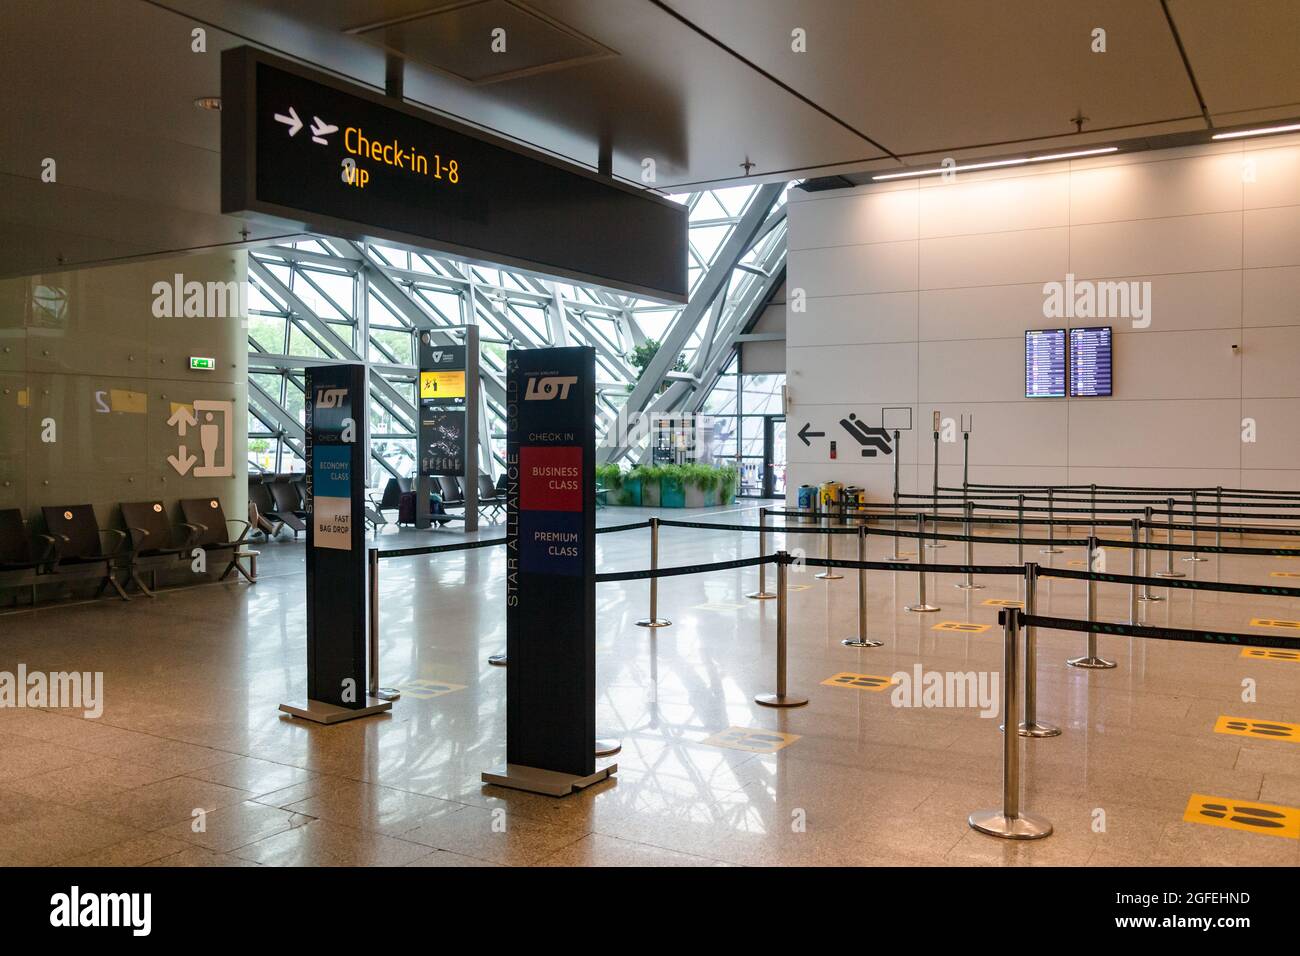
top-left (221, 47), bottom-right (688, 303)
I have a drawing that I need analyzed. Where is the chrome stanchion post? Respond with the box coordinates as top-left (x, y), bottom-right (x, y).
top-left (1129, 517), bottom-right (1140, 624)
top-left (1068, 535), bottom-right (1116, 669)
top-left (747, 507), bottom-right (776, 599)
top-left (906, 513), bottom-right (939, 612)
top-left (1041, 488), bottom-right (1062, 554)
top-left (1017, 494), bottom-right (1025, 565)
top-left (368, 548), bottom-right (401, 700)
top-left (1184, 490), bottom-right (1207, 562)
top-left (843, 524), bottom-right (882, 648)
top-left (816, 512), bottom-right (842, 580)
top-left (969, 606), bottom-right (1053, 840)
top-left (1090, 483), bottom-right (1097, 540)
top-left (756, 553), bottom-right (809, 707)
top-left (636, 517), bottom-right (672, 628)
top-left (928, 427), bottom-right (945, 549)
top-left (1139, 507), bottom-right (1164, 602)
top-left (1215, 485), bottom-right (1223, 549)
top-left (955, 500), bottom-right (984, 590)
top-left (1154, 496), bottom-right (1185, 578)
top-left (1015, 562), bottom-right (1059, 737)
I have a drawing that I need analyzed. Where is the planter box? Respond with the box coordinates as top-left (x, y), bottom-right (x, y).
top-left (621, 477), bottom-right (642, 507)
top-left (684, 484), bottom-right (718, 508)
top-left (641, 478), bottom-right (661, 507)
top-left (660, 476), bottom-right (686, 508)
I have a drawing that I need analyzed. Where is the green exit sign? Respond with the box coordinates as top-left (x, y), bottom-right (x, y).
top-left (190, 356), bottom-right (215, 371)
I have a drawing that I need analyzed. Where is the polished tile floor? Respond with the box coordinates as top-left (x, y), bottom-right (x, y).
top-left (2, 503), bottom-right (1299, 867)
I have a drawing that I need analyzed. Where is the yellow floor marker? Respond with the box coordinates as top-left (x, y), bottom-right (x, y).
top-left (702, 726), bottom-right (799, 754)
top-left (982, 598), bottom-right (1023, 609)
top-left (932, 621), bottom-right (992, 634)
top-left (1183, 793), bottom-right (1300, 839)
top-left (1250, 618), bottom-right (1300, 630)
top-left (399, 679), bottom-right (466, 699)
top-left (821, 672), bottom-right (895, 691)
top-left (787, 584), bottom-right (812, 592)
top-left (1241, 647), bottom-right (1300, 663)
top-left (1269, 571), bottom-right (1300, 579)
top-left (1214, 716), bottom-right (1300, 743)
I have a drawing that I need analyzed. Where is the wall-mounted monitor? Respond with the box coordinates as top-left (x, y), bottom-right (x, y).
top-left (1025, 328), bottom-right (1066, 398)
top-left (1069, 326), bottom-right (1113, 397)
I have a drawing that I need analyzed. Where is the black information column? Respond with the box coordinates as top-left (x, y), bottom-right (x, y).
top-left (280, 363), bottom-right (393, 724)
top-left (483, 346), bottom-right (614, 795)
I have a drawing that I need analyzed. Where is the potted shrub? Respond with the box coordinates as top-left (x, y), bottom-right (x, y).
top-left (682, 463), bottom-right (720, 507)
top-left (596, 464), bottom-right (623, 506)
top-left (659, 464), bottom-right (687, 508)
top-left (717, 465), bottom-right (738, 505)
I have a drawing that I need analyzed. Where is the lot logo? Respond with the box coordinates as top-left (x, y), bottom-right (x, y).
top-left (50, 886), bottom-right (150, 936)
top-left (315, 387), bottom-right (348, 408)
top-left (151, 274), bottom-right (249, 318)
top-left (525, 375), bottom-right (578, 401)
top-left (890, 664), bottom-right (999, 718)
top-left (0, 664), bottom-right (103, 718)
top-left (1042, 273), bottom-right (1152, 328)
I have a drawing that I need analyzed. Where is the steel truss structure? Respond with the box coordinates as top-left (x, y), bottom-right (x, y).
top-left (245, 183), bottom-right (789, 486)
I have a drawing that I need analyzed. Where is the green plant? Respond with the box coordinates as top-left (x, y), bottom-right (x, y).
top-left (625, 339), bottom-right (688, 392)
top-left (680, 462), bottom-right (720, 491)
top-left (596, 463), bottom-right (624, 490)
top-left (628, 463), bottom-right (665, 484)
top-left (716, 465), bottom-right (738, 504)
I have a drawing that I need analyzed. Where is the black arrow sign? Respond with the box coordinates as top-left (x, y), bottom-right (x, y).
top-left (798, 422), bottom-right (825, 446)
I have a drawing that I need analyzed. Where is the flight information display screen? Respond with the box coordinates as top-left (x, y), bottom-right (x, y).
top-left (1069, 326), bottom-right (1113, 397)
top-left (1025, 329), bottom-right (1066, 398)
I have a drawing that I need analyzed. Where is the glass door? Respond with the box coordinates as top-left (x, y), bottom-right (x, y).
top-left (764, 416), bottom-right (786, 499)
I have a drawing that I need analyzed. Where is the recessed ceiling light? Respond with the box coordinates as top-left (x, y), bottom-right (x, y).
top-left (871, 146), bottom-right (1119, 181)
top-left (1211, 123), bottom-right (1300, 140)
top-left (193, 97), bottom-right (222, 111)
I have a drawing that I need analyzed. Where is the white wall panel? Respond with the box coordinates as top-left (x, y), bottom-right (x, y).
top-left (787, 342), bottom-right (917, 405)
top-left (918, 171), bottom-right (1068, 238)
top-left (919, 227), bottom-right (1068, 290)
top-left (787, 241), bottom-right (917, 298)
top-left (787, 187), bottom-right (918, 250)
top-left (1243, 266), bottom-right (1300, 327)
top-left (1070, 213), bottom-right (1242, 278)
top-left (788, 291), bottom-right (917, 347)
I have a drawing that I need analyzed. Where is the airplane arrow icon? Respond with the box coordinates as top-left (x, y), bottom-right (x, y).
top-left (168, 446), bottom-right (198, 475)
top-left (310, 116), bottom-right (339, 145)
top-left (797, 422), bottom-right (825, 447)
top-left (274, 106), bottom-right (303, 137)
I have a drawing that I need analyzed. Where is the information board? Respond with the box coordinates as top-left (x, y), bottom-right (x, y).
top-left (1025, 329), bottom-right (1066, 398)
top-left (222, 46), bottom-right (688, 302)
top-left (1069, 326), bottom-right (1113, 397)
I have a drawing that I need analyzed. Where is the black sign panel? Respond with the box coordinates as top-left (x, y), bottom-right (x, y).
top-left (222, 47), bottom-right (688, 303)
top-left (304, 363), bottom-right (367, 708)
top-left (505, 347), bottom-right (596, 777)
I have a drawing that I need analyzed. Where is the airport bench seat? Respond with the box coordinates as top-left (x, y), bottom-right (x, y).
top-left (0, 508), bottom-right (53, 608)
top-left (179, 497), bottom-right (255, 584)
top-left (40, 505), bottom-right (130, 601)
top-left (120, 500), bottom-right (190, 597)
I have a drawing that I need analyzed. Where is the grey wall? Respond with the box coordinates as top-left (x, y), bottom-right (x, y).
top-left (785, 133), bottom-right (1300, 502)
top-left (0, 251), bottom-right (248, 535)
top-left (739, 281), bottom-right (786, 375)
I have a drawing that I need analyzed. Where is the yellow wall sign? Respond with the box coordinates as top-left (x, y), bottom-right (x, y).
top-left (1183, 793), bottom-right (1300, 839)
top-left (420, 370), bottom-right (465, 400)
top-left (1214, 716), bottom-right (1300, 743)
top-left (1241, 647), bottom-right (1300, 663)
top-left (933, 621), bottom-right (991, 633)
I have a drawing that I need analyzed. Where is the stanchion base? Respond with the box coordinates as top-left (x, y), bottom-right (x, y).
top-left (373, 687), bottom-right (402, 701)
top-left (905, 603), bottom-right (940, 613)
top-left (925, 542), bottom-right (947, 549)
top-left (1137, 593), bottom-right (1165, 603)
top-left (481, 762), bottom-right (616, 797)
top-left (1067, 655), bottom-right (1117, 669)
top-left (1181, 556), bottom-right (1208, 563)
top-left (885, 555), bottom-right (913, 563)
top-left (278, 696), bottom-right (393, 724)
top-left (1039, 548), bottom-right (1063, 555)
top-left (755, 692), bottom-right (809, 708)
top-left (746, 591), bottom-right (777, 600)
top-left (1153, 572), bottom-right (1186, 579)
top-left (815, 571), bottom-right (843, 580)
top-left (635, 619), bottom-right (672, 628)
top-left (954, 582), bottom-right (986, 590)
top-left (841, 638), bottom-right (883, 648)
top-left (488, 654), bottom-right (508, 666)
top-left (1014, 721), bottom-right (1062, 738)
top-left (968, 809), bottom-right (1053, 840)
top-left (594, 738), bottom-right (622, 757)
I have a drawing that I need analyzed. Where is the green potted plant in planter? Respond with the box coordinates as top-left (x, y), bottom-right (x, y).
top-left (633, 464), bottom-right (663, 506)
top-left (682, 462), bottom-right (720, 507)
top-left (596, 463), bottom-right (623, 506)
top-left (717, 465), bottom-right (738, 505)
top-left (658, 464), bottom-right (687, 508)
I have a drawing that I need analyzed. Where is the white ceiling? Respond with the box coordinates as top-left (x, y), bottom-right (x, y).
top-left (1, 0), bottom-right (1296, 278)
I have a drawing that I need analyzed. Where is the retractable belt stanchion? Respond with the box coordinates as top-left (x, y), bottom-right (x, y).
top-left (1067, 535), bottom-right (1116, 669)
top-left (756, 552), bottom-right (808, 707)
top-left (368, 548), bottom-right (400, 701)
top-left (928, 428), bottom-right (944, 549)
top-left (891, 429), bottom-right (908, 562)
top-left (843, 524), bottom-right (882, 648)
top-left (1139, 507), bottom-right (1164, 602)
top-left (969, 606), bottom-right (1053, 840)
top-left (955, 500), bottom-right (984, 590)
top-left (1154, 496), bottom-right (1185, 579)
top-left (1041, 488), bottom-right (1062, 554)
top-left (1129, 518), bottom-right (1140, 624)
top-left (1017, 494), bottom-right (1025, 565)
top-left (747, 506), bottom-right (776, 600)
top-left (1215, 486), bottom-right (1223, 549)
top-left (1184, 490), bottom-right (1207, 562)
top-left (635, 516), bottom-right (671, 628)
top-left (906, 513), bottom-right (940, 612)
top-left (1014, 562), bottom-right (1059, 738)
top-left (817, 510), bottom-right (842, 580)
